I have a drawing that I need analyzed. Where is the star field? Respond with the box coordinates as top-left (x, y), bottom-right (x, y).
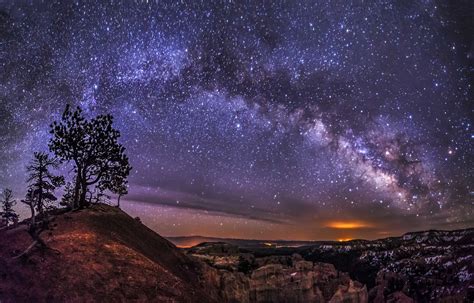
top-left (0, 0), bottom-right (472, 240)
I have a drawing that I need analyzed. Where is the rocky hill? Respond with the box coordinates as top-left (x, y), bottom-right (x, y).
top-left (0, 205), bottom-right (369, 303)
top-left (0, 205), bottom-right (219, 302)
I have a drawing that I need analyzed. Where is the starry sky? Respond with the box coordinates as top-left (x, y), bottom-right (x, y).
top-left (0, 0), bottom-right (473, 241)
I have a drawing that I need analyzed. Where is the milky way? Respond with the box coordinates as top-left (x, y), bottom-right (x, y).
top-left (0, 1), bottom-right (472, 240)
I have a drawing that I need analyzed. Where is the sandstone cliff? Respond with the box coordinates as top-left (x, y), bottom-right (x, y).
top-left (192, 244), bottom-right (368, 303)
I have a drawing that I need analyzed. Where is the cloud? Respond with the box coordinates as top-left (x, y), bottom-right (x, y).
top-left (126, 185), bottom-right (289, 225)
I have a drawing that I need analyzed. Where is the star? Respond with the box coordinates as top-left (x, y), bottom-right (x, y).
top-left (0, 0), bottom-right (472, 240)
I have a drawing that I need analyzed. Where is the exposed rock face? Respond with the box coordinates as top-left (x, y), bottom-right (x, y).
top-left (189, 229), bottom-right (474, 302)
top-left (249, 261), bottom-right (367, 303)
top-left (249, 262), bottom-right (322, 302)
top-left (301, 229), bottom-right (474, 302)
top-left (195, 251), bottom-right (368, 303)
top-left (329, 281), bottom-right (369, 303)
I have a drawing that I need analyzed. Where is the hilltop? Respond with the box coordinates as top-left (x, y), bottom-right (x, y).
top-left (0, 204), bottom-right (218, 302)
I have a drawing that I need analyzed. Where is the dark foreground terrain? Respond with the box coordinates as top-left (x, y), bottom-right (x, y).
top-left (0, 205), bottom-right (218, 302)
top-left (0, 205), bottom-right (472, 302)
top-left (0, 205), bottom-right (365, 302)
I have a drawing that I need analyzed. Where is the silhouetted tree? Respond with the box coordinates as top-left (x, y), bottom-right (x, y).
top-left (15, 153), bottom-right (64, 258)
top-left (60, 181), bottom-right (75, 209)
top-left (16, 188), bottom-right (51, 258)
top-left (21, 188), bottom-right (37, 229)
top-left (1, 188), bottom-right (18, 227)
top-left (114, 180), bottom-right (128, 208)
top-left (86, 187), bottom-right (110, 205)
top-left (26, 152), bottom-right (64, 215)
top-left (49, 105), bottom-right (131, 209)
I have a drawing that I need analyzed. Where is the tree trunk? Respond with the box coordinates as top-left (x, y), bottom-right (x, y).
top-left (29, 203), bottom-right (36, 227)
top-left (38, 168), bottom-right (44, 214)
top-left (14, 220), bottom-right (50, 259)
top-left (12, 240), bottom-right (39, 259)
top-left (79, 182), bottom-right (88, 208)
top-left (117, 194), bottom-right (121, 208)
top-left (73, 175), bottom-right (81, 209)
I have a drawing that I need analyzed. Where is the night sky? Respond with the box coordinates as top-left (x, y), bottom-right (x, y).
top-left (1, 1), bottom-right (473, 240)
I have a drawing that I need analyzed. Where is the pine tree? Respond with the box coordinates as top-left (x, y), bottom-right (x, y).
top-left (60, 181), bottom-right (75, 209)
top-left (14, 152), bottom-right (65, 258)
top-left (26, 152), bottom-right (64, 215)
top-left (17, 188), bottom-right (49, 258)
top-left (86, 187), bottom-right (110, 205)
top-left (21, 188), bottom-right (37, 228)
top-left (114, 179), bottom-right (128, 208)
top-left (1, 188), bottom-right (18, 227)
top-left (49, 105), bottom-right (131, 209)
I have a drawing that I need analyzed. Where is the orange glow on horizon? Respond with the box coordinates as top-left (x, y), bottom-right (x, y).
top-left (174, 240), bottom-right (205, 248)
top-left (326, 221), bottom-right (373, 229)
top-left (337, 238), bottom-right (353, 242)
top-left (176, 244), bottom-right (194, 248)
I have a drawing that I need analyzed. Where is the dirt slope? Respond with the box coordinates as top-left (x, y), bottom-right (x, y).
top-left (0, 204), bottom-right (218, 302)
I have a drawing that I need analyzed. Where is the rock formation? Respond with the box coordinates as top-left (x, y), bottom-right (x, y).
top-left (192, 248), bottom-right (368, 303)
